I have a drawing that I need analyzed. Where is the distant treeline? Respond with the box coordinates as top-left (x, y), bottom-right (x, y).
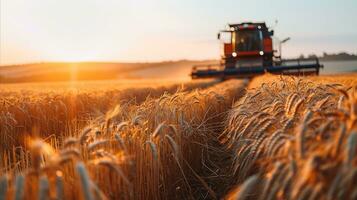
top-left (299, 52), bottom-right (357, 61)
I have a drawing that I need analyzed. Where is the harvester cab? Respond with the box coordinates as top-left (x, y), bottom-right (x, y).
top-left (191, 22), bottom-right (323, 79)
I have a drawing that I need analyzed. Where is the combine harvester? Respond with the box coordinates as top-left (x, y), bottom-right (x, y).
top-left (191, 22), bottom-right (323, 79)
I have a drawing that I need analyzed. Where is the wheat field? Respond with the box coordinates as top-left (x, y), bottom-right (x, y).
top-left (223, 74), bottom-right (357, 200)
top-left (0, 74), bottom-right (356, 200)
top-left (0, 79), bottom-right (215, 151)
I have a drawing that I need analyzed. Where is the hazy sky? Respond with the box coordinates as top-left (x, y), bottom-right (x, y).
top-left (1, 0), bottom-right (356, 65)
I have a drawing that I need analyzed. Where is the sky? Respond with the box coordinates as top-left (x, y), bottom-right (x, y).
top-left (0, 0), bottom-right (357, 65)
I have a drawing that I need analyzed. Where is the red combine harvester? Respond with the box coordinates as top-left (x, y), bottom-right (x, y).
top-left (191, 22), bottom-right (323, 79)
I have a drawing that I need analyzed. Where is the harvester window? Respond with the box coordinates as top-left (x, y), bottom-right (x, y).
top-left (235, 30), bottom-right (263, 52)
top-left (219, 32), bottom-right (232, 44)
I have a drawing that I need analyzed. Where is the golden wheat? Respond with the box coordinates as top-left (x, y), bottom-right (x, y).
top-left (0, 79), bottom-right (246, 199)
top-left (223, 74), bottom-right (357, 200)
top-left (2, 73), bottom-right (356, 199)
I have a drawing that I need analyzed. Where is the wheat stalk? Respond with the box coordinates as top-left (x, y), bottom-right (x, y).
top-left (145, 140), bottom-right (158, 160)
top-left (346, 131), bottom-right (357, 165)
top-left (38, 175), bottom-right (50, 200)
top-left (0, 175), bottom-right (8, 200)
top-left (55, 171), bottom-right (64, 200)
top-left (226, 174), bottom-right (259, 200)
top-left (152, 122), bottom-right (166, 138)
top-left (76, 162), bottom-right (94, 200)
top-left (14, 175), bottom-right (25, 200)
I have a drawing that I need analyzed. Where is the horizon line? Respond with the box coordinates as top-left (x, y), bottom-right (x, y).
top-left (1, 51), bottom-right (356, 67)
top-left (0, 59), bottom-right (219, 67)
